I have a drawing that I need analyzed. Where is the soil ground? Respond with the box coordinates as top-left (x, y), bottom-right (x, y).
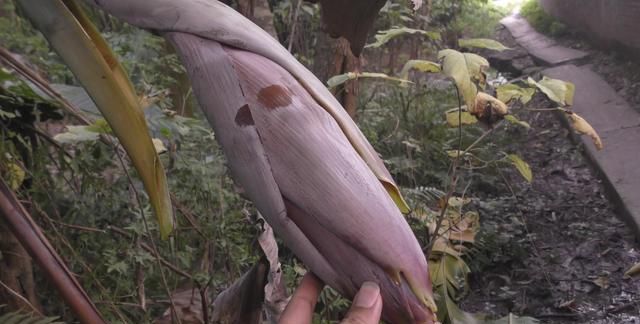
top-left (461, 27), bottom-right (640, 323)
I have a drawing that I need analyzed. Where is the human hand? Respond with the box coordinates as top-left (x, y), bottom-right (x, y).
top-left (279, 272), bottom-right (383, 324)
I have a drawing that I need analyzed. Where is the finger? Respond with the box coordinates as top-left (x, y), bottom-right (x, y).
top-left (279, 272), bottom-right (325, 324)
top-left (341, 282), bottom-right (383, 324)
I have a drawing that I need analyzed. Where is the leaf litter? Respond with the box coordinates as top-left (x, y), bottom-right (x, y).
top-left (461, 94), bottom-right (640, 323)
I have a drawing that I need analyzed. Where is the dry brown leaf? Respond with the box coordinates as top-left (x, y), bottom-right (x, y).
top-left (472, 92), bottom-right (509, 126)
top-left (154, 288), bottom-right (206, 324)
top-left (592, 276), bottom-right (609, 289)
top-left (624, 262), bottom-right (640, 278)
top-left (564, 111), bottom-right (603, 150)
top-left (257, 214), bottom-right (289, 323)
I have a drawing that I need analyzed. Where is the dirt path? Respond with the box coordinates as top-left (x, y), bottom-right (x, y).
top-left (463, 104), bottom-right (640, 323)
top-left (461, 23), bottom-right (640, 323)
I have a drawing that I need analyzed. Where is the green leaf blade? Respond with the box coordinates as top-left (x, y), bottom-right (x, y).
top-left (508, 154), bottom-right (533, 182)
top-left (458, 38), bottom-right (511, 51)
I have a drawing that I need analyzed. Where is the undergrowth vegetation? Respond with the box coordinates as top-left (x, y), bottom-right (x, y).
top-left (0, 0), bottom-right (601, 323)
top-left (519, 0), bottom-right (566, 36)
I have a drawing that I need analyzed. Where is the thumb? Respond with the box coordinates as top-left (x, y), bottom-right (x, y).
top-left (341, 282), bottom-right (383, 324)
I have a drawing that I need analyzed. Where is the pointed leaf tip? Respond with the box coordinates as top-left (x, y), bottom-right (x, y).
top-left (399, 60), bottom-right (440, 80)
top-left (564, 110), bottom-right (603, 150)
top-left (17, 0), bottom-right (174, 238)
top-left (508, 154), bottom-right (532, 182)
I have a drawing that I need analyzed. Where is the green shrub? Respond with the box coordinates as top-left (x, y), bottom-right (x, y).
top-left (520, 0), bottom-right (566, 36)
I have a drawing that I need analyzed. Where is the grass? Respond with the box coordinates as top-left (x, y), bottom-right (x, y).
top-left (519, 0), bottom-right (566, 36)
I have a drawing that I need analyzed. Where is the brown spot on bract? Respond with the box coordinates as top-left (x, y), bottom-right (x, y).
top-left (235, 104), bottom-right (254, 127)
top-left (257, 85), bottom-right (292, 109)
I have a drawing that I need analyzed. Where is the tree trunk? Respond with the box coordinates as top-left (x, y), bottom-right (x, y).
top-left (330, 37), bottom-right (360, 119)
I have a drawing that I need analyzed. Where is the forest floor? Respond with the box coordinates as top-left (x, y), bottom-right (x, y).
top-left (461, 27), bottom-right (640, 323)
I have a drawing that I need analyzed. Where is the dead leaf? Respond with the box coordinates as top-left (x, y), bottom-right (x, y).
top-left (472, 92), bottom-right (509, 126)
top-left (564, 110), bottom-right (603, 150)
top-left (152, 138), bottom-right (167, 154)
top-left (557, 299), bottom-right (576, 310)
top-left (592, 276), bottom-right (609, 289)
top-left (211, 260), bottom-right (268, 324)
top-left (624, 262), bottom-right (640, 278)
top-left (154, 288), bottom-right (206, 324)
top-left (256, 213), bottom-right (289, 323)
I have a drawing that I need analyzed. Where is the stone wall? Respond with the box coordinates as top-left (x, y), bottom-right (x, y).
top-left (538, 0), bottom-right (640, 53)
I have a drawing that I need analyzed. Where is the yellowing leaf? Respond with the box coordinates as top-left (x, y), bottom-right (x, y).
top-left (461, 52), bottom-right (490, 87)
top-left (429, 253), bottom-right (478, 324)
top-left (327, 72), bottom-right (410, 89)
top-left (445, 108), bottom-right (478, 127)
top-left (565, 82), bottom-right (575, 106)
top-left (448, 211), bottom-right (479, 243)
top-left (448, 196), bottom-right (471, 208)
top-left (564, 110), bottom-right (603, 150)
top-left (528, 76), bottom-right (575, 106)
top-left (54, 125), bottom-right (100, 144)
top-left (17, 0), bottom-right (174, 238)
top-left (458, 38), bottom-right (511, 51)
top-left (438, 49), bottom-right (489, 109)
top-left (496, 83), bottom-right (535, 104)
top-left (326, 73), bottom-right (352, 88)
top-left (366, 27), bottom-right (440, 48)
top-left (399, 60), bottom-right (441, 80)
top-left (504, 115), bottom-right (531, 128)
top-left (5, 163), bottom-right (25, 190)
top-left (508, 154), bottom-right (532, 182)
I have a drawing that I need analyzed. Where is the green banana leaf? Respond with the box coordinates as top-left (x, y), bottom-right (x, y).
top-left (16, 0), bottom-right (174, 238)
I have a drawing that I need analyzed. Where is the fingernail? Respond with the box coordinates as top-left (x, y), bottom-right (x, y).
top-left (354, 281), bottom-right (380, 308)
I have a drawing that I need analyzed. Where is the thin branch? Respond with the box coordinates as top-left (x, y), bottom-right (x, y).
top-left (32, 200), bottom-right (128, 322)
top-left (112, 149), bottom-right (183, 324)
top-left (0, 280), bottom-right (44, 317)
top-left (170, 193), bottom-right (206, 238)
top-left (525, 108), bottom-right (562, 112)
top-left (108, 226), bottom-right (192, 280)
top-left (461, 120), bottom-right (505, 156)
top-left (0, 46), bottom-right (91, 125)
top-left (426, 85), bottom-right (464, 257)
top-left (50, 220), bottom-right (106, 233)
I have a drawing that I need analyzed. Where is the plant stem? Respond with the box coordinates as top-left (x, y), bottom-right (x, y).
top-left (113, 150), bottom-right (183, 324)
